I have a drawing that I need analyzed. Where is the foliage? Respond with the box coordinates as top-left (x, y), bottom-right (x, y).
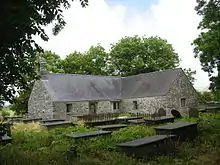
top-left (193, 0), bottom-right (220, 92)
top-left (62, 45), bottom-right (109, 75)
top-left (109, 36), bottom-right (180, 76)
top-left (1, 110), bottom-right (10, 118)
top-left (38, 51), bottom-right (65, 73)
top-left (197, 91), bottom-right (220, 102)
top-left (0, 106), bottom-right (15, 117)
top-left (0, 113), bottom-right (219, 165)
top-left (10, 88), bottom-right (32, 115)
top-left (0, 0), bottom-right (88, 105)
top-left (183, 68), bottom-right (197, 84)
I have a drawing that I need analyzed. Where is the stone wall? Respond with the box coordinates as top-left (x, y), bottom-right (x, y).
top-left (97, 101), bottom-right (114, 113)
top-left (121, 71), bottom-right (199, 116)
top-left (53, 100), bottom-right (115, 120)
top-left (166, 71), bottom-right (199, 115)
top-left (121, 96), bottom-right (167, 114)
top-left (28, 80), bottom-right (53, 119)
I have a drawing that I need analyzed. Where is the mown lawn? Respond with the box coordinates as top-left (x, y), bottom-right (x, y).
top-left (0, 113), bottom-right (220, 165)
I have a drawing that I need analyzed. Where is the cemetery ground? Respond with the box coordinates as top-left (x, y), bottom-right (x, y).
top-left (0, 113), bottom-right (220, 165)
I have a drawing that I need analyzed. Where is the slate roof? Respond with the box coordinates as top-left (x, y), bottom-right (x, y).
top-left (42, 68), bottom-right (183, 102)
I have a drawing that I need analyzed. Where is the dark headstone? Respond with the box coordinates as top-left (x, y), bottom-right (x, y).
top-left (64, 145), bottom-right (78, 162)
top-left (158, 108), bottom-right (166, 117)
top-left (171, 109), bottom-right (182, 118)
top-left (188, 108), bottom-right (198, 117)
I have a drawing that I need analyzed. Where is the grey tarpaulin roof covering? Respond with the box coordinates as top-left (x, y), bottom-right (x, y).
top-left (43, 68), bottom-right (183, 101)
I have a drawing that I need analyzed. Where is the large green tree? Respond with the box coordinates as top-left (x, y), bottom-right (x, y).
top-left (193, 0), bottom-right (220, 92)
top-left (0, 0), bottom-right (88, 106)
top-left (62, 45), bottom-right (109, 75)
top-left (109, 36), bottom-right (180, 76)
top-left (38, 51), bottom-right (64, 73)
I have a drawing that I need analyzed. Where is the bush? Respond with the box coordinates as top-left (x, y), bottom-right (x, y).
top-left (1, 110), bottom-right (10, 118)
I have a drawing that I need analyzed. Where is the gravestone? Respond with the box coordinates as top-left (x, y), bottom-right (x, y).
top-left (158, 108), bottom-right (166, 117)
top-left (188, 108), bottom-right (198, 117)
top-left (171, 109), bottom-right (182, 118)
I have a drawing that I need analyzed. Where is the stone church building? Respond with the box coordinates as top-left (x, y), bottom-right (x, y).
top-left (28, 60), bottom-right (199, 120)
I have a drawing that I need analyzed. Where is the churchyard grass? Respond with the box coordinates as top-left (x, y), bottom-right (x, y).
top-left (0, 113), bottom-right (219, 165)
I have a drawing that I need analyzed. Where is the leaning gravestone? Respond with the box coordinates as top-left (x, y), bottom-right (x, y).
top-left (188, 107), bottom-right (198, 118)
top-left (171, 109), bottom-right (182, 119)
top-left (158, 108), bottom-right (166, 117)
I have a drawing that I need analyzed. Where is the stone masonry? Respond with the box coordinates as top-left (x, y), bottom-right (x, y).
top-left (28, 80), bottom-right (54, 119)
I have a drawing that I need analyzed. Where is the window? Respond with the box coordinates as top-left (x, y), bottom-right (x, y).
top-left (89, 102), bottom-right (97, 114)
top-left (112, 101), bottom-right (120, 110)
top-left (133, 101), bottom-right (138, 109)
top-left (180, 98), bottom-right (186, 107)
top-left (66, 104), bottom-right (72, 113)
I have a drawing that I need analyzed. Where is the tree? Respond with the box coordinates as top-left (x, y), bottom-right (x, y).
top-left (183, 68), bottom-right (197, 85)
top-left (62, 45), bottom-right (109, 75)
top-left (62, 51), bottom-right (88, 74)
top-left (10, 88), bottom-right (32, 115)
top-left (197, 91), bottom-right (220, 102)
top-left (83, 45), bottom-right (109, 75)
top-left (109, 36), bottom-right (180, 76)
top-left (38, 51), bottom-right (64, 73)
top-left (0, 0), bottom-right (88, 105)
top-left (193, 0), bottom-right (220, 92)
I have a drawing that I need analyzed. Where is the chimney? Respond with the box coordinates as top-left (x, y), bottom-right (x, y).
top-left (39, 57), bottom-right (47, 78)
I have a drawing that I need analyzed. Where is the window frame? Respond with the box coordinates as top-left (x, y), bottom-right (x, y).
top-left (89, 102), bottom-right (97, 114)
top-left (112, 101), bottom-right (120, 110)
top-left (133, 101), bottom-right (138, 110)
top-left (180, 98), bottom-right (186, 107)
top-left (66, 104), bottom-right (72, 113)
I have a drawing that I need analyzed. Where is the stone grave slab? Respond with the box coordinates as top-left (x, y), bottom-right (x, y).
top-left (117, 134), bottom-right (176, 159)
top-left (0, 135), bottom-right (12, 145)
top-left (42, 119), bottom-right (66, 123)
top-left (155, 122), bottom-right (198, 141)
top-left (95, 124), bottom-right (128, 131)
top-left (22, 117), bottom-right (42, 123)
top-left (66, 130), bottom-right (111, 140)
top-left (144, 116), bottom-right (175, 125)
top-left (42, 121), bottom-right (76, 130)
top-left (127, 119), bottom-right (146, 125)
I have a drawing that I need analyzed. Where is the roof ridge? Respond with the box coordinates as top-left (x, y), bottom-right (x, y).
top-left (46, 68), bottom-right (182, 79)
top-left (122, 68), bottom-right (182, 78)
top-left (46, 73), bottom-right (121, 79)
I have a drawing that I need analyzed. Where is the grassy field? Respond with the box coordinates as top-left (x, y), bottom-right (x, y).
top-left (0, 113), bottom-right (220, 165)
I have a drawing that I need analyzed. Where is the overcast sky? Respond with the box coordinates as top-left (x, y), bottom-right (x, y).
top-left (35, 0), bottom-right (211, 91)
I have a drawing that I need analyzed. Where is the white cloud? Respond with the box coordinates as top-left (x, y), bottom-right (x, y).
top-left (35, 0), bottom-right (210, 91)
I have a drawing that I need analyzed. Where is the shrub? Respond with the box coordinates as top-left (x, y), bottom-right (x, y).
top-left (1, 110), bottom-right (10, 118)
